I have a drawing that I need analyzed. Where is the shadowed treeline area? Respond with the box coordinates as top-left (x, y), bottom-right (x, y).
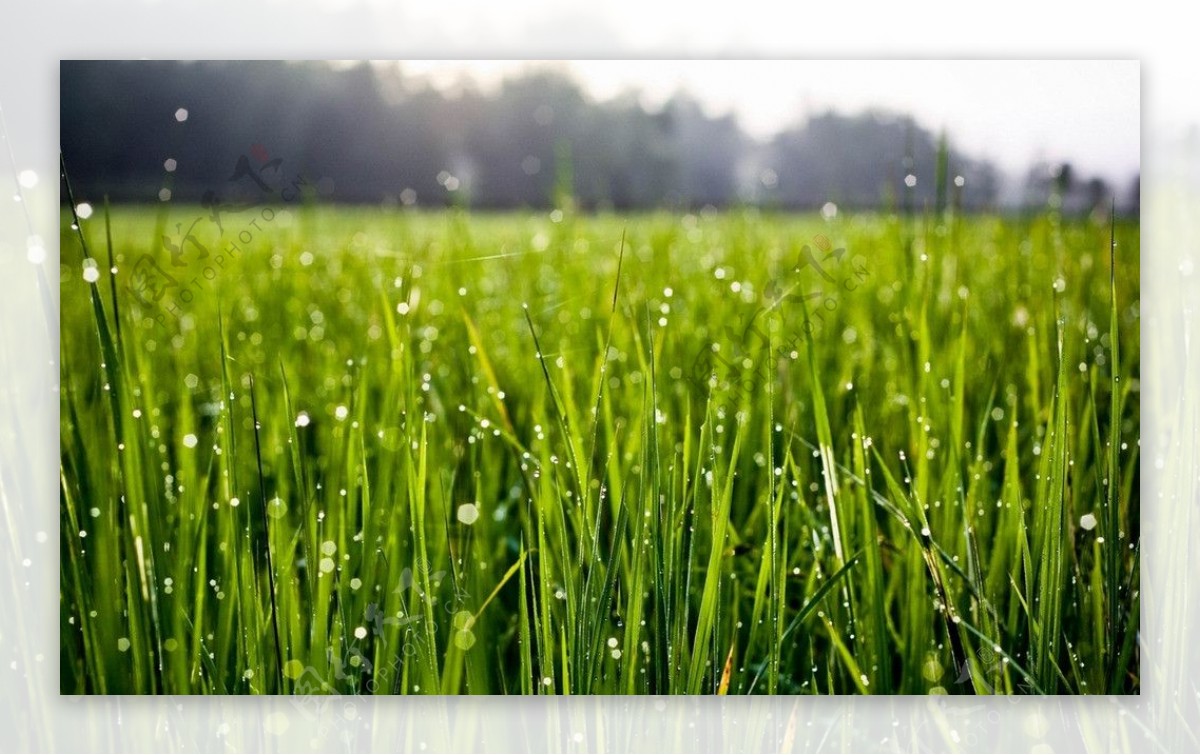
top-left (61, 61), bottom-right (1135, 212)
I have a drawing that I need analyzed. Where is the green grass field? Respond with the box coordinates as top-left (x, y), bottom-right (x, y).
top-left (59, 201), bottom-right (1139, 695)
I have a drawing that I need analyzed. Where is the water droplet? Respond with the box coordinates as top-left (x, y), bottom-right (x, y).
top-left (182, 433), bottom-right (198, 448)
top-left (453, 611), bottom-right (475, 630)
top-left (454, 630), bottom-right (476, 650)
top-left (457, 503), bottom-right (479, 525)
top-left (267, 497), bottom-right (288, 519)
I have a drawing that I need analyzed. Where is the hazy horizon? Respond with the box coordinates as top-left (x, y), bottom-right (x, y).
top-left (392, 60), bottom-right (1140, 184)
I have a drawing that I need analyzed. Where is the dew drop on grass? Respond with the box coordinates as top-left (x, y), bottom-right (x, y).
top-left (319, 557), bottom-right (336, 574)
top-left (334, 405), bottom-right (349, 421)
top-left (267, 497), bottom-right (288, 518)
top-left (1079, 513), bottom-right (1098, 531)
top-left (354, 626), bottom-right (368, 640)
top-left (182, 433), bottom-right (198, 449)
top-left (455, 630), bottom-right (477, 650)
top-left (295, 412), bottom-right (311, 428)
top-left (82, 264), bottom-right (100, 283)
top-left (453, 611), bottom-right (475, 631)
top-left (457, 503), bottom-right (479, 525)
top-left (117, 638), bottom-right (130, 652)
top-left (350, 578), bottom-right (362, 591)
top-left (321, 540), bottom-right (337, 556)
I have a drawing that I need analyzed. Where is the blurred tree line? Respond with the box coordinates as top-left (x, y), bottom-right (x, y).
top-left (60, 61), bottom-right (1135, 213)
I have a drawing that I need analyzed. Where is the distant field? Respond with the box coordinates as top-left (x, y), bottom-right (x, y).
top-left (59, 205), bottom-right (1139, 694)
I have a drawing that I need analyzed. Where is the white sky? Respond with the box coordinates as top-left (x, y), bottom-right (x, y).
top-left (395, 60), bottom-right (1140, 182)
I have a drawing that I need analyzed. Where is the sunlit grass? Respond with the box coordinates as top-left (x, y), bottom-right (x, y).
top-left (59, 202), bottom-right (1139, 694)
